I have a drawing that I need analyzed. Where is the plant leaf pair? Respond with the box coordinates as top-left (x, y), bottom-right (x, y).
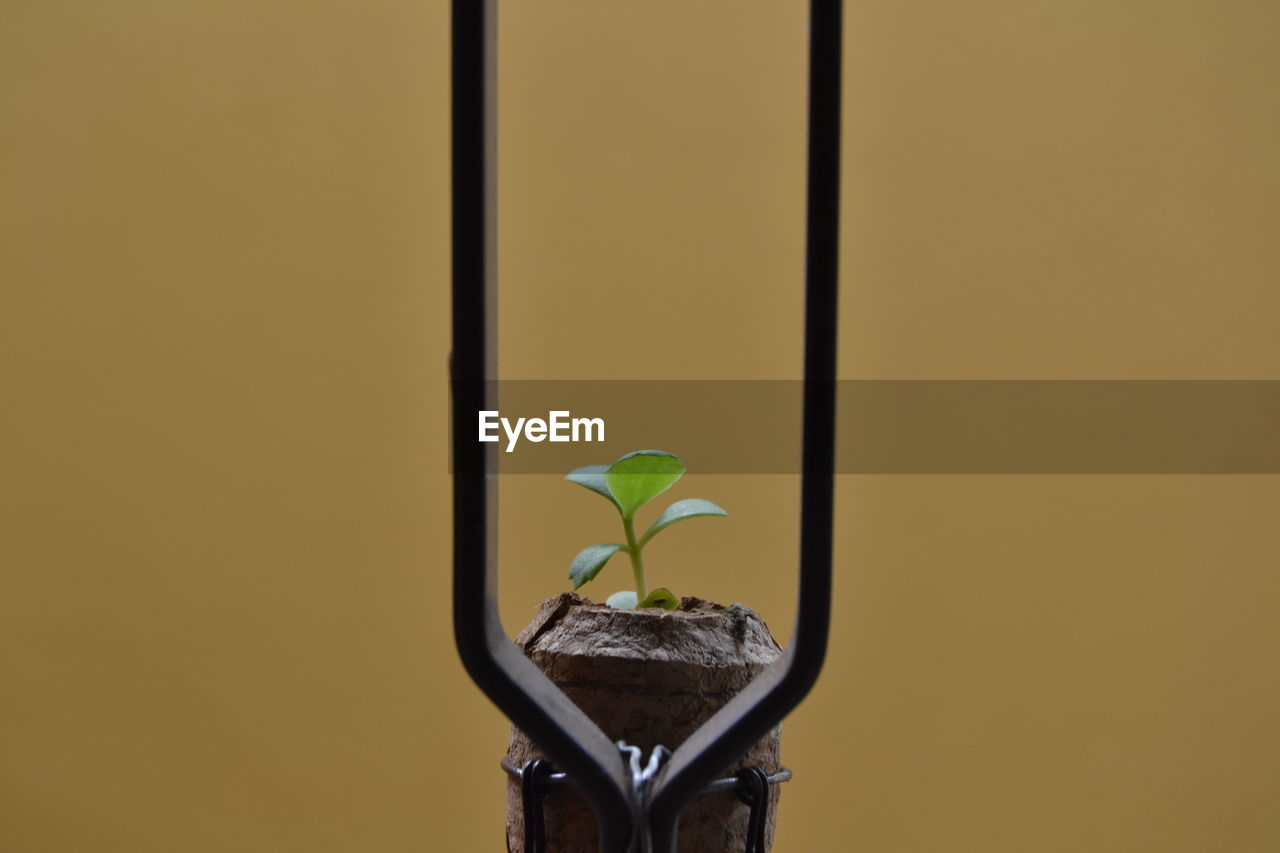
top-left (567, 450), bottom-right (685, 518)
top-left (605, 588), bottom-right (679, 611)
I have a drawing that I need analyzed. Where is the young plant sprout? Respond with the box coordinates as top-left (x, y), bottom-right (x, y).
top-left (565, 449), bottom-right (728, 610)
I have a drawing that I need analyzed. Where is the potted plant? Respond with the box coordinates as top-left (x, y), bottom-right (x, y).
top-left (505, 450), bottom-right (784, 852)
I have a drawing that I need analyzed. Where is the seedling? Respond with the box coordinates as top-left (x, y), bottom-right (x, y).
top-left (566, 449), bottom-right (728, 610)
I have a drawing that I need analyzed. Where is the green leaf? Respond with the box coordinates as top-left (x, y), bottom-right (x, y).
top-left (565, 464), bottom-right (618, 509)
top-left (605, 590), bottom-right (637, 610)
top-left (639, 498), bottom-right (728, 547)
top-left (569, 543), bottom-right (625, 589)
top-left (604, 450), bottom-right (685, 518)
top-left (637, 588), bottom-right (679, 610)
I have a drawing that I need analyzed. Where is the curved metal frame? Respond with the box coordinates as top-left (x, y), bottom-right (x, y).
top-left (451, 2), bottom-right (841, 849)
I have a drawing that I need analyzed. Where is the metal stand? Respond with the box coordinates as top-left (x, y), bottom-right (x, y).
top-left (502, 748), bottom-right (792, 853)
top-left (452, 2), bottom-right (841, 850)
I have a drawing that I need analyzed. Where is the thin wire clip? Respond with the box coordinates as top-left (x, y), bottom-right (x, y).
top-left (520, 758), bottom-right (556, 853)
top-left (504, 749), bottom-right (791, 852)
top-left (734, 766), bottom-right (771, 853)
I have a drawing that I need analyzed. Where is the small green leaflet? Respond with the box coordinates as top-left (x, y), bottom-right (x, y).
top-left (638, 588), bottom-right (679, 610)
top-left (569, 543), bottom-right (625, 589)
top-left (605, 590), bottom-right (638, 610)
top-left (604, 450), bottom-right (685, 518)
top-left (639, 498), bottom-right (728, 547)
top-left (604, 588), bottom-right (678, 610)
top-left (565, 464), bottom-right (618, 508)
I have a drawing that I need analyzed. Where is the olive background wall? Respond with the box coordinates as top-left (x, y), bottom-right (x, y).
top-left (3, 2), bottom-right (1278, 851)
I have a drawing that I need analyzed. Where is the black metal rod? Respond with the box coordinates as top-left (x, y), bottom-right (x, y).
top-left (646, 0), bottom-right (841, 847)
top-left (450, 1), bottom-right (636, 849)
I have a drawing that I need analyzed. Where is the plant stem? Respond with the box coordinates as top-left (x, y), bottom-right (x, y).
top-left (622, 514), bottom-right (648, 601)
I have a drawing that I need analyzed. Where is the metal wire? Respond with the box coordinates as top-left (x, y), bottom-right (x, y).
top-left (500, 755), bottom-right (793, 796)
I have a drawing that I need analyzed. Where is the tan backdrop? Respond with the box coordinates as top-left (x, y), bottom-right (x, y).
top-left (3, 1), bottom-right (1277, 851)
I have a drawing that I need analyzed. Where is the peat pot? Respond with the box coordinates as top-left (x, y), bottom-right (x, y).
top-left (505, 592), bottom-right (784, 852)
